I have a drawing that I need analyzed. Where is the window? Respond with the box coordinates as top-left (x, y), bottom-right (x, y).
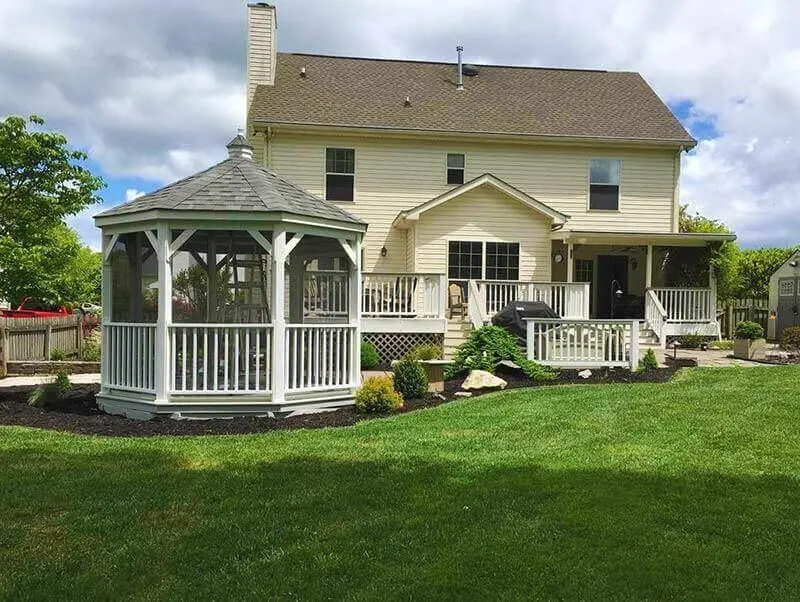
top-left (486, 242), bottom-right (520, 280)
top-left (780, 279), bottom-right (796, 296)
top-left (589, 159), bottom-right (620, 210)
top-left (448, 241), bottom-right (483, 280)
top-left (325, 148), bottom-right (355, 201)
top-left (575, 259), bottom-right (593, 283)
top-left (446, 153), bottom-right (465, 185)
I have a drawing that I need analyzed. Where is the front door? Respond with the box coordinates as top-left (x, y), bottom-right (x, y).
top-left (596, 255), bottom-right (628, 318)
top-left (777, 277), bottom-right (800, 340)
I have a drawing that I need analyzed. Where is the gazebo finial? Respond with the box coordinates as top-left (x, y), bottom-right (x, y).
top-left (226, 129), bottom-right (253, 160)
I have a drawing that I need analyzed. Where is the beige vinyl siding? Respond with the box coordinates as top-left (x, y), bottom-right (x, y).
top-left (259, 131), bottom-right (677, 272)
top-left (414, 183), bottom-right (552, 280)
top-left (246, 4), bottom-right (276, 108)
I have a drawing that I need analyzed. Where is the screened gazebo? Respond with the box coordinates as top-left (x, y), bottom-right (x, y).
top-left (94, 134), bottom-right (366, 419)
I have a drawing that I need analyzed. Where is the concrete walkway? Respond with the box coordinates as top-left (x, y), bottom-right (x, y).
top-left (653, 347), bottom-right (771, 368)
top-left (0, 373), bottom-right (101, 388)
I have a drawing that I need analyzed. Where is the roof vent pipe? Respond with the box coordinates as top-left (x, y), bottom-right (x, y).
top-left (456, 45), bottom-right (464, 91)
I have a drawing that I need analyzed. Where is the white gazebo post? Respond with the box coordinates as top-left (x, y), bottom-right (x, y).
top-left (100, 233), bottom-right (117, 394)
top-left (154, 224), bottom-right (173, 402)
top-left (271, 227), bottom-right (287, 403)
top-left (346, 235), bottom-right (363, 387)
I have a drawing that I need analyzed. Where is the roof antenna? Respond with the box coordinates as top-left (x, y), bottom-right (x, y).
top-left (456, 45), bottom-right (464, 91)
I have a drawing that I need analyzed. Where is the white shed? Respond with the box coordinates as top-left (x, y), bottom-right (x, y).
top-left (767, 249), bottom-right (800, 341)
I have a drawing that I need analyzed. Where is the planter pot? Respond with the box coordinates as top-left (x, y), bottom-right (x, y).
top-left (418, 359), bottom-right (450, 393)
top-left (733, 338), bottom-right (766, 360)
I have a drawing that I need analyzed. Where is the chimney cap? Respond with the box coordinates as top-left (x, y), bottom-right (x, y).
top-left (226, 130), bottom-right (253, 160)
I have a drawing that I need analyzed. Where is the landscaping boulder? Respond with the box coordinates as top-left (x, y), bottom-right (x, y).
top-left (495, 359), bottom-right (522, 373)
top-left (578, 369), bottom-right (592, 379)
top-left (461, 370), bottom-right (507, 391)
top-left (454, 391), bottom-right (473, 398)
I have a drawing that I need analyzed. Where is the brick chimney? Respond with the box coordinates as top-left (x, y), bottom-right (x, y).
top-left (247, 3), bottom-right (277, 112)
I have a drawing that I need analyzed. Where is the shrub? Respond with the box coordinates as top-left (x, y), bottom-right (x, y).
top-left (445, 325), bottom-right (557, 382)
top-left (708, 339), bottom-right (734, 350)
top-left (405, 343), bottom-right (441, 361)
top-left (50, 348), bottom-right (67, 361)
top-left (638, 348), bottom-right (659, 372)
top-left (81, 329), bottom-right (101, 361)
top-left (780, 326), bottom-right (800, 350)
top-left (360, 341), bottom-right (380, 369)
top-left (355, 376), bottom-right (403, 413)
top-left (676, 334), bottom-right (705, 349)
top-left (392, 357), bottom-right (428, 399)
top-left (28, 371), bottom-right (72, 410)
top-left (734, 321), bottom-right (764, 340)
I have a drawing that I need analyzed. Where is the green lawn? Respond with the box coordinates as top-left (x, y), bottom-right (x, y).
top-left (2, 367), bottom-right (800, 600)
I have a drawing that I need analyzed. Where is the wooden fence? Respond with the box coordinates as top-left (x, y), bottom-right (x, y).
top-left (717, 298), bottom-right (769, 339)
top-left (0, 315), bottom-right (83, 370)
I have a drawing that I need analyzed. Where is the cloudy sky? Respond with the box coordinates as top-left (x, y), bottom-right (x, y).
top-left (1, 0), bottom-right (798, 249)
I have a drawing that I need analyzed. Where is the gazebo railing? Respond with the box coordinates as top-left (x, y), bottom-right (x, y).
top-left (103, 323), bottom-right (157, 393)
top-left (286, 324), bottom-right (357, 392)
top-left (169, 324), bottom-right (273, 394)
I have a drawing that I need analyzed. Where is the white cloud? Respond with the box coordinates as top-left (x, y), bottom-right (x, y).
top-left (2, 0), bottom-right (799, 247)
top-left (125, 188), bottom-right (146, 202)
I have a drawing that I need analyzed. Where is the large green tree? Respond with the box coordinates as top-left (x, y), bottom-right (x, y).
top-left (734, 246), bottom-right (800, 299)
top-left (0, 115), bottom-right (105, 305)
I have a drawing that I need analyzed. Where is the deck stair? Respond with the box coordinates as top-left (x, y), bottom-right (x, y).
top-left (444, 316), bottom-right (472, 359)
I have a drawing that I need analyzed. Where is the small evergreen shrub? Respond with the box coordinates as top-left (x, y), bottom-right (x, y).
top-left (676, 334), bottom-right (705, 349)
top-left (405, 343), bottom-right (442, 361)
top-left (780, 326), bottom-right (800, 350)
top-left (638, 348), bottom-right (659, 372)
top-left (360, 341), bottom-right (380, 369)
top-left (445, 325), bottom-right (557, 381)
top-left (355, 376), bottom-right (403, 413)
top-left (392, 357), bottom-right (428, 399)
top-left (28, 371), bottom-right (72, 410)
top-left (734, 321), bottom-right (764, 340)
top-left (50, 348), bottom-right (67, 361)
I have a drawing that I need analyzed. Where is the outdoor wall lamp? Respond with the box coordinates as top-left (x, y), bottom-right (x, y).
top-left (380, 246), bottom-right (388, 258)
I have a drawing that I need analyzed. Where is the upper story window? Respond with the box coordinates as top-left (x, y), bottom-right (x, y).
top-left (446, 153), bottom-right (465, 185)
top-left (325, 148), bottom-right (355, 201)
top-left (589, 159), bottom-right (620, 210)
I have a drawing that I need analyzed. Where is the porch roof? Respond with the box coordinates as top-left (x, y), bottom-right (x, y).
top-left (94, 134), bottom-right (365, 230)
top-left (554, 230), bottom-right (737, 246)
top-left (392, 173), bottom-right (569, 229)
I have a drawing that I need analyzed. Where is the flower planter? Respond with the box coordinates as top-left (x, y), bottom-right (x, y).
top-left (419, 359), bottom-right (450, 393)
top-left (733, 338), bottom-right (766, 360)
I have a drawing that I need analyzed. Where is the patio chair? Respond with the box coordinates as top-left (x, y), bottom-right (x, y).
top-left (449, 282), bottom-right (466, 319)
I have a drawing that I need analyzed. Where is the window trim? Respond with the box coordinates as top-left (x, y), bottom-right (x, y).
top-left (324, 147), bottom-right (356, 202)
top-left (587, 158), bottom-right (621, 212)
top-left (445, 152), bottom-right (466, 186)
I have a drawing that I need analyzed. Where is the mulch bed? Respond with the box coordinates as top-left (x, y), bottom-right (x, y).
top-left (0, 366), bottom-right (680, 437)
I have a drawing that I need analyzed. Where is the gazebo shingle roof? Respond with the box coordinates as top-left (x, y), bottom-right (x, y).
top-left (96, 155), bottom-right (365, 226)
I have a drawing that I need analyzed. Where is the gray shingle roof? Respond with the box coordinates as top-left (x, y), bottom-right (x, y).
top-left (250, 53), bottom-right (695, 146)
top-left (96, 156), bottom-right (365, 225)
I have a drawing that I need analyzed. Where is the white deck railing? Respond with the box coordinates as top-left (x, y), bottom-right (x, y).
top-left (645, 290), bottom-right (668, 343)
top-left (303, 270), bottom-right (349, 318)
top-left (286, 324), bottom-right (357, 392)
top-left (169, 324), bottom-right (273, 394)
top-left (652, 288), bottom-right (714, 322)
top-left (475, 281), bottom-right (590, 320)
top-left (361, 273), bottom-right (446, 318)
top-left (526, 318), bottom-right (639, 369)
top-left (103, 323), bottom-right (157, 393)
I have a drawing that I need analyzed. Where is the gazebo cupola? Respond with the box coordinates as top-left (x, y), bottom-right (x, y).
top-left (94, 133), bottom-right (366, 419)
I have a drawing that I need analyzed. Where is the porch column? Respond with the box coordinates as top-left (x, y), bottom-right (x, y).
top-left (645, 244), bottom-right (653, 289)
top-left (270, 228), bottom-right (287, 403)
top-left (348, 235), bottom-right (363, 387)
top-left (566, 242), bottom-right (574, 282)
top-left (154, 224), bottom-right (173, 402)
top-left (100, 233), bottom-right (114, 394)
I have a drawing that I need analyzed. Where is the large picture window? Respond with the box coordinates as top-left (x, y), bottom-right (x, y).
top-left (325, 148), bottom-right (355, 202)
top-left (589, 159), bottom-right (620, 210)
top-left (486, 242), bottom-right (520, 280)
top-left (448, 241), bottom-right (520, 281)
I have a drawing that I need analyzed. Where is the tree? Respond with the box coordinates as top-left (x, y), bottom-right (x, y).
top-left (676, 204), bottom-right (739, 301)
top-left (0, 115), bottom-right (105, 304)
top-left (173, 264), bottom-right (233, 322)
top-left (734, 246), bottom-right (800, 299)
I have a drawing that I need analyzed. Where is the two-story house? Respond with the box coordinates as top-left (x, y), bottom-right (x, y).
top-left (245, 2), bottom-right (733, 358)
top-left (93, 2), bottom-right (734, 418)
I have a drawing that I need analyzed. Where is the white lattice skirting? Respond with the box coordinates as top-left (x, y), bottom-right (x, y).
top-left (362, 332), bottom-right (444, 363)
